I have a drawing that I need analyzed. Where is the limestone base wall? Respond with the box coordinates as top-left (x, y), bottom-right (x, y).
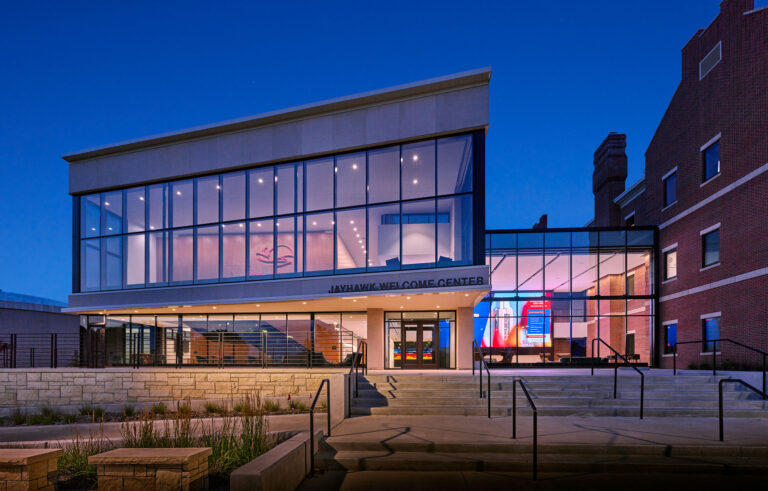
top-left (0, 368), bottom-right (347, 413)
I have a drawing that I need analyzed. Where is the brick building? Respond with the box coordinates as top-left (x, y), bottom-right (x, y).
top-left (593, 0), bottom-right (768, 368)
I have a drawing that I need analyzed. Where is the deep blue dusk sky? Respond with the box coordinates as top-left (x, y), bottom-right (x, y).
top-left (0, 1), bottom-right (723, 302)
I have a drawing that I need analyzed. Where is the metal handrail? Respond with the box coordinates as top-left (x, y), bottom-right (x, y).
top-left (591, 338), bottom-right (645, 419)
top-left (472, 341), bottom-right (491, 418)
top-left (673, 338), bottom-right (766, 395)
top-left (718, 379), bottom-right (768, 441)
top-left (309, 378), bottom-right (331, 477)
top-left (347, 351), bottom-right (362, 415)
top-left (512, 378), bottom-right (538, 480)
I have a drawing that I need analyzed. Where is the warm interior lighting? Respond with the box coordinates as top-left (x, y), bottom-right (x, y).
top-left (413, 179), bottom-right (418, 185)
top-left (258, 178), bottom-right (264, 184)
top-left (139, 196), bottom-right (144, 201)
top-left (412, 154), bottom-right (418, 162)
top-left (216, 185), bottom-right (221, 190)
top-left (176, 191), bottom-right (182, 195)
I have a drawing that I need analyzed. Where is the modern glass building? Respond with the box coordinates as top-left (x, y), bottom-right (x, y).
top-left (64, 68), bottom-right (659, 369)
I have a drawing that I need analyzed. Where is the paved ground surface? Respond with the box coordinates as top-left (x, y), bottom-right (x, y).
top-left (298, 470), bottom-right (768, 490)
top-left (0, 413), bottom-right (324, 445)
top-left (326, 414), bottom-right (768, 447)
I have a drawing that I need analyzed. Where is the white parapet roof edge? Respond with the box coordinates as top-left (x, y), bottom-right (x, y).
top-left (63, 67), bottom-right (492, 162)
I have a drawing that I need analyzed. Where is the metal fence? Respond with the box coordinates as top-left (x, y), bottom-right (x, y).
top-left (1, 328), bottom-right (364, 369)
top-left (0, 333), bottom-right (82, 368)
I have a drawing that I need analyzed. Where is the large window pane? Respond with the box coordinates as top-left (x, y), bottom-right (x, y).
top-left (402, 199), bottom-right (435, 268)
top-left (196, 175), bottom-right (220, 224)
top-left (599, 251), bottom-right (625, 295)
top-left (336, 152), bottom-right (366, 207)
top-left (336, 208), bottom-right (366, 273)
top-left (125, 187), bottom-right (145, 233)
top-left (276, 216), bottom-right (302, 276)
top-left (305, 213), bottom-right (334, 275)
top-left (148, 231), bottom-right (167, 285)
top-left (517, 254), bottom-right (543, 293)
top-left (368, 146), bottom-right (399, 203)
top-left (171, 180), bottom-right (193, 227)
top-left (102, 236), bottom-right (122, 289)
top-left (436, 195), bottom-right (472, 266)
top-left (148, 183), bottom-right (168, 231)
top-left (125, 234), bottom-right (145, 287)
top-left (81, 238), bottom-right (100, 291)
top-left (367, 204), bottom-right (400, 271)
top-left (222, 222), bottom-right (245, 280)
top-left (249, 219), bottom-right (274, 278)
top-left (196, 225), bottom-right (219, 281)
top-left (248, 168), bottom-right (274, 218)
top-left (171, 228), bottom-right (194, 282)
top-left (305, 158), bottom-right (334, 211)
top-left (402, 141), bottom-right (435, 200)
top-left (222, 172), bottom-right (245, 221)
top-left (102, 191), bottom-right (123, 235)
top-left (82, 194), bottom-right (100, 238)
top-left (437, 135), bottom-right (472, 195)
top-left (276, 163), bottom-right (301, 215)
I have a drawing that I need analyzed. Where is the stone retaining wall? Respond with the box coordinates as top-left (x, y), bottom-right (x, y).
top-left (0, 368), bottom-right (346, 411)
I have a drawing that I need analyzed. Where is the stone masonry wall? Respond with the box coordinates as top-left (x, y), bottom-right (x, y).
top-left (0, 368), bottom-right (347, 411)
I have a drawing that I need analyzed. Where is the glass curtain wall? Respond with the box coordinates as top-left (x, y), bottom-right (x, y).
top-left (477, 228), bottom-right (656, 365)
top-left (81, 312), bottom-right (367, 368)
top-left (78, 134), bottom-right (475, 292)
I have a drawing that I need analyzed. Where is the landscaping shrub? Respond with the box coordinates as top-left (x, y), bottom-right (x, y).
top-left (58, 427), bottom-right (114, 490)
top-left (11, 409), bottom-right (26, 425)
top-left (122, 405), bottom-right (135, 419)
top-left (262, 399), bottom-right (280, 412)
top-left (151, 402), bottom-right (166, 416)
top-left (204, 402), bottom-right (224, 415)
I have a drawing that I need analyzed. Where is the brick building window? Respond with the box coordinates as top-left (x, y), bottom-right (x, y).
top-left (664, 323), bottom-right (677, 354)
top-left (663, 170), bottom-right (677, 207)
top-left (701, 226), bottom-right (720, 267)
top-left (702, 140), bottom-right (720, 182)
top-left (627, 273), bottom-right (635, 295)
top-left (702, 316), bottom-right (720, 353)
top-left (663, 249), bottom-right (677, 280)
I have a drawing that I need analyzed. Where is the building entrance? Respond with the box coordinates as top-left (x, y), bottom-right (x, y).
top-left (402, 321), bottom-right (438, 369)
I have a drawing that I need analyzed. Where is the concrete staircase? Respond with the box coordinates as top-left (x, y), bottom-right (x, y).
top-left (351, 373), bottom-right (768, 418)
top-left (318, 439), bottom-right (768, 475)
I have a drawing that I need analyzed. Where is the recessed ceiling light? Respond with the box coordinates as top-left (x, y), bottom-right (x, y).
top-left (406, 297), bottom-right (411, 300)
top-left (256, 304), bottom-right (260, 307)
top-left (350, 220), bottom-right (355, 224)
top-left (212, 306), bottom-right (217, 309)
top-left (353, 227), bottom-right (357, 232)
top-left (302, 301), bottom-right (307, 305)
top-left (352, 163), bottom-right (358, 170)
top-left (216, 185), bottom-right (221, 190)
top-left (239, 223), bottom-right (243, 228)
top-left (274, 176), bottom-right (278, 182)
top-left (105, 202), bottom-right (110, 206)
top-left (413, 179), bottom-right (418, 185)
top-left (258, 178), bottom-right (264, 184)
top-left (139, 196), bottom-right (144, 201)
top-left (312, 221), bottom-right (317, 226)
top-left (436, 305), bottom-right (440, 309)
top-left (412, 155), bottom-right (418, 162)
top-left (257, 223), bottom-right (262, 227)
top-left (356, 234), bottom-right (360, 238)
top-left (176, 191), bottom-right (182, 195)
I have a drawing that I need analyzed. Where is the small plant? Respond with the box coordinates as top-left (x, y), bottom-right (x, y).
top-left (63, 413), bottom-right (78, 424)
top-left (292, 401), bottom-right (307, 412)
top-left (91, 407), bottom-right (105, 420)
top-left (122, 405), bottom-right (135, 418)
top-left (78, 405), bottom-right (94, 416)
top-left (204, 402), bottom-right (224, 415)
top-left (40, 407), bottom-right (61, 424)
top-left (319, 400), bottom-right (328, 410)
top-left (58, 426), bottom-right (114, 489)
top-left (11, 409), bottom-right (26, 425)
top-left (28, 413), bottom-right (44, 425)
top-left (176, 400), bottom-right (192, 418)
top-left (151, 402), bottom-right (167, 416)
top-left (262, 399), bottom-right (280, 412)
top-left (233, 402), bottom-right (246, 414)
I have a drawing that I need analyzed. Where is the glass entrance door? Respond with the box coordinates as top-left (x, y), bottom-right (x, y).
top-left (402, 321), bottom-right (438, 369)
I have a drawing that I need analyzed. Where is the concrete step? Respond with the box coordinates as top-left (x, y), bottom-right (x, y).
top-left (350, 406), bottom-right (768, 417)
top-left (318, 450), bottom-right (768, 474)
top-left (355, 388), bottom-right (761, 400)
top-left (362, 375), bottom-right (729, 384)
top-left (321, 439), bottom-right (768, 458)
top-left (351, 397), bottom-right (768, 410)
top-left (363, 382), bottom-right (741, 391)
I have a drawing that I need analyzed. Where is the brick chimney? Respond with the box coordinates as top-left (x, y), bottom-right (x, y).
top-left (593, 133), bottom-right (627, 227)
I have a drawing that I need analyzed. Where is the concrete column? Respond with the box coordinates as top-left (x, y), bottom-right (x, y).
top-left (366, 309), bottom-right (384, 370)
top-left (456, 307), bottom-right (474, 369)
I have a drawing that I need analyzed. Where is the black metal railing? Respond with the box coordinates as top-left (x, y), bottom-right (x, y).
top-left (2, 328), bottom-right (366, 369)
top-left (591, 338), bottom-right (645, 419)
top-left (673, 338), bottom-right (767, 395)
top-left (472, 340), bottom-right (491, 418)
top-left (0, 333), bottom-right (81, 368)
top-left (718, 379), bottom-right (768, 441)
top-left (309, 378), bottom-right (331, 476)
top-left (512, 378), bottom-right (538, 480)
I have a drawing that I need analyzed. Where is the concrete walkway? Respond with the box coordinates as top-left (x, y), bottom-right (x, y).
top-left (0, 413), bottom-right (326, 445)
top-left (326, 414), bottom-right (768, 447)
